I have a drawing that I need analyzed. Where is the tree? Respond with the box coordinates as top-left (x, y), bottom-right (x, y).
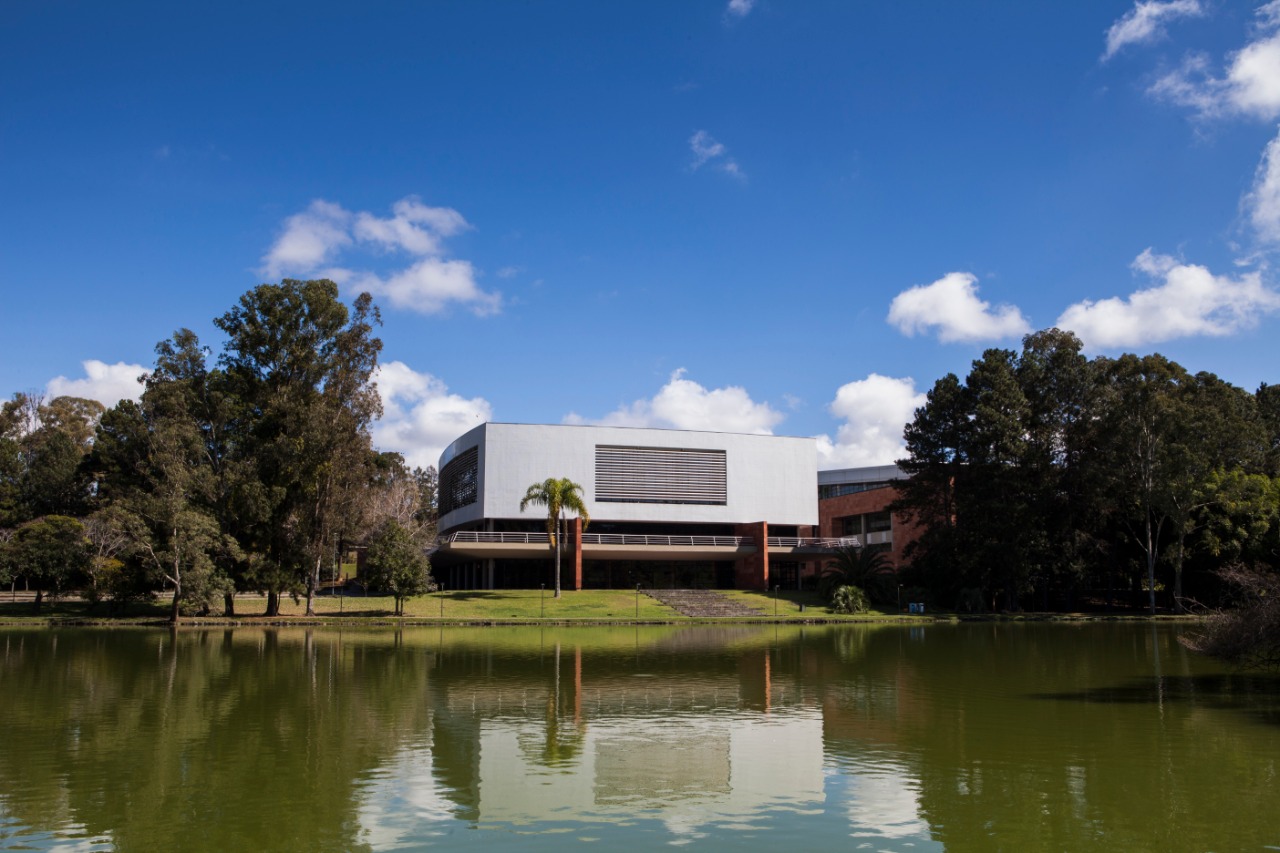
top-left (1095, 354), bottom-right (1190, 614)
top-left (363, 519), bottom-right (434, 615)
top-left (7, 515), bottom-right (91, 612)
top-left (821, 545), bottom-right (894, 604)
top-left (520, 477), bottom-right (590, 598)
top-left (214, 280), bottom-right (383, 616)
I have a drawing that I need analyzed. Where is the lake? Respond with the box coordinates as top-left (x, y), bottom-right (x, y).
top-left (0, 623), bottom-right (1276, 851)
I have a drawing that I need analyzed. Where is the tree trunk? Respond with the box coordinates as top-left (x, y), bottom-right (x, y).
top-left (265, 590), bottom-right (280, 617)
top-left (554, 512), bottom-right (563, 599)
top-left (1146, 513), bottom-right (1157, 615)
top-left (170, 585), bottom-right (182, 625)
top-left (305, 576), bottom-right (316, 616)
top-left (32, 589), bottom-right (42, 614)
top-left (1172, 538), bottom-right (1185, 614)
top-left (224, 592), bottom-right (235, 617)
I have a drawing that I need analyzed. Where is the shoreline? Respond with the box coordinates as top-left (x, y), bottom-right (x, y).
top-left (0, 612), bottom-right (1202, 629)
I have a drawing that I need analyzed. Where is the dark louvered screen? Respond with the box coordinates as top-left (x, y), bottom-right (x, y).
top-left (439, 446), bottom-right (479, 516)
top-left (595, 445), bottom-right (727, 505)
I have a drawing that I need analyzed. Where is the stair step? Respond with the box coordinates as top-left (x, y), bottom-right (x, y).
top-left (645, 589), bottom-right (762, 618)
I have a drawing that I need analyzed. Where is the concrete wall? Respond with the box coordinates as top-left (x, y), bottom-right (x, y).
top-left (438, 422), bottom-right (817, 532)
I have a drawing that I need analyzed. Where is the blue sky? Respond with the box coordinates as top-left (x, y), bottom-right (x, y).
top-left (4, 0), bottom-right (1280, 469)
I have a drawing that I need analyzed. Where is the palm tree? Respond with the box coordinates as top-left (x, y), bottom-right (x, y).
top-left (520, 477), bottom-right (590, 598)
top-left (821, 545), bottom-right (894, 604)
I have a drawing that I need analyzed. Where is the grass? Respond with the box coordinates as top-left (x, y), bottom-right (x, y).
top-left (0, 587), bottom-right (921, 625)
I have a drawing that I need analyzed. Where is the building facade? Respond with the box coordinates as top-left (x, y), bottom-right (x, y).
top-left (433, 423), bottom-right (820, 591)
top-left (815, 465), bottom-right (921, 571)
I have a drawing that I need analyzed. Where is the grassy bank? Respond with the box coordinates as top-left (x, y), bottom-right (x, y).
top-left (0, 588), bottom-right (921, 626)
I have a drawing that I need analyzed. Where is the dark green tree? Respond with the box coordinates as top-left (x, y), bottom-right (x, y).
top-left (214, 280), bottom-right (383, 616)
top-left (6, 515), bottom-right (91, 612)
top-left (363, 519), bottom-right (434, 615)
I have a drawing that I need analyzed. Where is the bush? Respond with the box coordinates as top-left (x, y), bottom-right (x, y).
top-left (831, 584), bottom-right (870, 614)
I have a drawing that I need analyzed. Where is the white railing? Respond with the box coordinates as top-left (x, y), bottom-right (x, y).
top-left (767, 536), bottom-right (862, 549)
top-left (437, 531), bottom-right (750, 547)
top-left (438, 532), bottom-right (876, 551)
top-left (584, 534), bottom-right (749, 547)
top-left (440, 532), bottom-right (551, 544)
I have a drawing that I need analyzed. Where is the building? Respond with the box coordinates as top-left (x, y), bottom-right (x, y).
top-left (432, 423), bottom-right (824, 591)
top-left (815, 464), bottom-right (920, 570)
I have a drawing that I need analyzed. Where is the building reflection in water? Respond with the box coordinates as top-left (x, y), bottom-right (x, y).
top-left (352, 626), bottom-right (931, 847)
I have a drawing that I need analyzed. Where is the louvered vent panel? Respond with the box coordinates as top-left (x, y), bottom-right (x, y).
top-left (595, 445), bottom-right (727, 505)
top-left (439, 446), bottom-right (479, 516)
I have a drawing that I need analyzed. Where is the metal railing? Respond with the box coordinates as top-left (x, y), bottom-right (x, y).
top-left (767, 536), bottom-right (862, 549)
top-left (584, 533), bottom-right (749, 547)
top-left (437, 531), bottom-right (751, 547)
top-left (438, 531), bottom-right (875, 551)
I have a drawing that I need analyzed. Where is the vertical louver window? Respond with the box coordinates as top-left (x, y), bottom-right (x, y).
top-left (439, 446), bottom-right (479, 516)
top-left (595, 445), bottom-right (727, 505)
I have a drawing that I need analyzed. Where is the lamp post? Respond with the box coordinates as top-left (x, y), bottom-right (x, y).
top-left (774, 584), bottom-right (779, 617)
top-left (635, 583), bottom-right (640, 619)
top-left (541, 583), bottom-right (545, 619)
top-left (439, 584), bottom-right (445, 619)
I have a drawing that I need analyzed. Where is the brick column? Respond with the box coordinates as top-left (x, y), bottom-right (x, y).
top-left (734, 521), bottom-right (769, 590)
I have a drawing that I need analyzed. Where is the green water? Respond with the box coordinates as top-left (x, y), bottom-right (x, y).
top-left (0, 623), bottom-right (1276, 851)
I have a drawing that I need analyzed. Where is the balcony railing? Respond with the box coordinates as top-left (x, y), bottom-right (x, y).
top-left (437, 532), bottom-right (872, 551)
top-left (767, 536), bottom-right (862, 549)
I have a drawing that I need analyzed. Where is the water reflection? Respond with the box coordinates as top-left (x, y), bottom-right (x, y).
top-left (0, 624), bottom-right (1277, 851)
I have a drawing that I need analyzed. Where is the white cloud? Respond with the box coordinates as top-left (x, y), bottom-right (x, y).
top-left (887, 272), bottom-right (1031, 343)
top-left (1149, 7), bottom-right (1280, 119)
top-left (350, 258), bottom-right (501, 316)
top-left (261, 200), bottom-right (353, 280)
top-left (1246, 127), bottom-right (1280, 243)
top-left (259, 196), bottom-right (499, 316)
top-left (371, 361), bottom-right (492, 470)
top-left (726, 0), bottom-right (755, 19)
top-left (1056, 248), bottom-right (1280, 348)
top-left (1103, 0), bottom-right (1203, 61)
top-left (47, 360), bottom-right (146, 407)
top-left (815, 375), bottom-right (925, 470)
top-left (565, 369), bottom-right (783, 434)
top-left (689, 130), bottom-right (746, 181)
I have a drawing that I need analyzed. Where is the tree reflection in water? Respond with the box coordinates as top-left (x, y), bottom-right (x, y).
top-left (0, 623), bottom-right (1277, 851)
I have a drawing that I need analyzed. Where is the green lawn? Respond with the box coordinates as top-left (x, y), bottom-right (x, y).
top-left (0, 587), bottom-right (921, 624)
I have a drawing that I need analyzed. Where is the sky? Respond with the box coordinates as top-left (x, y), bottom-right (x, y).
top-left (4, 0), bottom-right (1280, 471)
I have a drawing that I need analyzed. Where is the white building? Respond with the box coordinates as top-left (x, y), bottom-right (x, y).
top-left (433, 423), bottom-right (820, 590)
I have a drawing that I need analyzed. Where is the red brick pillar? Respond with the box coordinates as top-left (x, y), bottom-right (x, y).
top-left (734, 521), bottom-right (769, 590)
top-left (566, 516), bottom-right (584, 591)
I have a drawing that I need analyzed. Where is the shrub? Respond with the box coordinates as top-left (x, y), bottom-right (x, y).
top-left (831, 584), bottom-right (870, 614)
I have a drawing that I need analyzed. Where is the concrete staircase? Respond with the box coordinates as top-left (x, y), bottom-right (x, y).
top-left (645, 589), bottom-right (763, 618)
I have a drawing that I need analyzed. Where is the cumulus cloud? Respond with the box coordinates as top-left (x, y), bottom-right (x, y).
top-left (1056, 249), bottom-right (1280, 348)
top-left (349, 258), bottom-right (501, 316)
top-left (1149, 5), bottom-right (1280, 119)
top-left (726, 0), bottom-right (754, 19)
top-left (815, 375), bottom-right (925, 470)
top-left (47, 360), bottom-right (146, 407)
top-left (260, 200), bottom-right (353, 279)
top-left (371, 361), bottom-right (492, 470)
top-left (1103, 0), bottom-right (1203, 61)
top-left (1245, 127), bottom-right (1280, 245)
top-left (260, 196), bottom-right (499, 316)
top-left (689, 131), bottom-right (745, 181)
top-left (887, 272), bottom-right (1031, 343)
top-left (565, 369), bottom-right (783, 435)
